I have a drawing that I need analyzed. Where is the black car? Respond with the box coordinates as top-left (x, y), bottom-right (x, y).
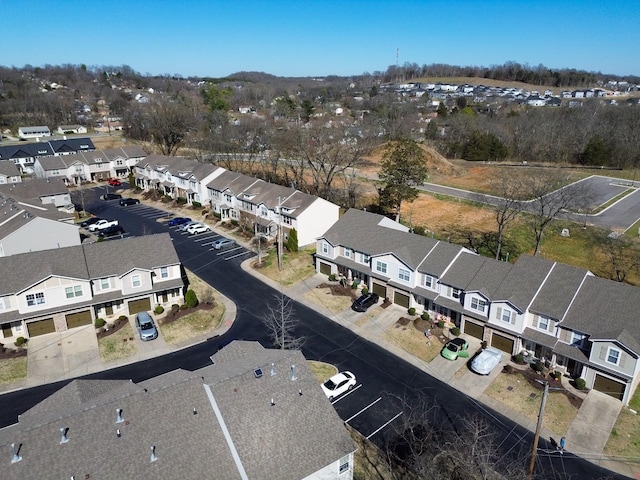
top-left (119, 198), bottom-right (140, 206)
top-left (351, 292), bottom-right (380, 312)
top-left (79, 217), bottom-right (103, 228)
top-left (103, 193), bottom-right (122, 200)
top-left (97, 225), bottom-right (125, 238)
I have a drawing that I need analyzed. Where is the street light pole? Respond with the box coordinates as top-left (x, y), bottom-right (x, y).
top-left (528, 381), bottom-right (549, 479)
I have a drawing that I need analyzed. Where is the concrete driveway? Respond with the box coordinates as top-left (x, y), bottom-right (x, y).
top-left (26, 325), bottom-right (101, 387)
top-left (565, 389), bottom-right (622, 455)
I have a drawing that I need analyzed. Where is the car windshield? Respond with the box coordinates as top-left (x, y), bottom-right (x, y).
top-left (140, 322), bottom-right (154, 331)
top-left (446, 343), bottom-right (459, 352)
top-left (323, 379), bottom-right (337, 390)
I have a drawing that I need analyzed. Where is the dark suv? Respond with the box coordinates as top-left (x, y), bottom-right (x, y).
top-left (103, 193), bottom-right (122, 200)
top-left (351, 292), bottom-right (380, 312)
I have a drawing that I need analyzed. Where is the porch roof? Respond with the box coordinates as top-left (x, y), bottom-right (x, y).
top-left (553, 341), bottom-right (590, 364)
top-left (522, 327), bottom-right (558, 349)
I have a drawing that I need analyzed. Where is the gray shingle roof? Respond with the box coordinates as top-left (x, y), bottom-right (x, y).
top-left (0, 161), bottom-right (21, 177)
top-left (561, 276), bottom-right (640, 354)
top-left (0, 341), bottom-right (355, 480)
top-left (493, 255), bottom-right (555, 311)
top-left (529, 262), bottom-right (591, 321)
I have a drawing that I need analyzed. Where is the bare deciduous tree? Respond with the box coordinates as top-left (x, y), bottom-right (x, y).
top-left (598, 231), bottom-right (640, 283)
top-left (261, 292), bottom-right (304, 350)
top-left (486, 170), bottom-right (526, 260)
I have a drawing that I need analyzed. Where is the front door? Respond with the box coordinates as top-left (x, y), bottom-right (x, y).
top-left (2, 323), bottom-right (12, 338)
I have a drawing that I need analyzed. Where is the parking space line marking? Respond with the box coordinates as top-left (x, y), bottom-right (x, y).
top-left (330, 383), bottom-right (362, 404)
top-left (366, 412), bottom-right (403, 439)
top-left (344, 397), bottom-right (381, 424)
top-left (225, 251), bottom-right (253, 260)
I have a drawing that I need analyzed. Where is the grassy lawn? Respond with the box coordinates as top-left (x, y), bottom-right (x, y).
top-left (159, 268), bottom-right (226, 344)
top-left (0, 356), bottom-right (28, 385)
top-left (382, 317), bottom-right (445, 363)
top-left (308, 360), bottom-right (337, 383)
top-left (98, 323), bottom-right (137, 363)
top-left (302, 286), bottom-right (355, 314)
top-left (485, 372), bottom-right (579, 436)
top-left (604, 387), bottom-right (640, 461)
top-left (253, 247), bottom-right (317, 286)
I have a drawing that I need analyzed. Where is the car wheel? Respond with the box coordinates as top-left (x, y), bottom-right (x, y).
top-left (348, 384), bottom-right (354, 390)
top-left (328, 396), bottom-right (334, 401)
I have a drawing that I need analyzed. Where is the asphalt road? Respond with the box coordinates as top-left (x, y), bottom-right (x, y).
top-left (420, 175), bottom-right (640, 231)
top-left (0, 185), bottom-right (627, 479)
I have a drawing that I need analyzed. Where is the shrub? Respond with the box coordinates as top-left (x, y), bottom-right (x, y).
top-left (421, 311), bottom-right (431, 322)
top-left (575, 377), bottom-right (587, 390)
top-left (185, 289), bottom-right (199, 308)
top-left (512, 353), bottom-right (525, 364)
top-left (192, 200), bottom-right (202, 209)
top-left (361, 287), bottom-right (369, 295)
top-left (328, 273), bottom-right (337, 281)
top-left (171, 304), bottom-right (180, 314)
top-left (95, 318), bottom-right (106, 328)
top-left (481, 340), bottom-right (488, 349)
top-left (408, 307), bottom-right (416, 316)
top-left (15, 336), bottom-right (27, 347)
top-left (437, 320), bottom-right (445, 328)
top-left (176, 197), bottom-right (187, 205)
top-left (351, 281), bottom-right (358, 290)
top-left (286, 228), bottom-right (299, 252)
top-left (180, 304), bottom-right (189, 310)
top-left (503, 365), bottom-right (515, 374)
top-left (213, 211), bottom-right (221, 219)
top-left (531, 360), bottom-right (545, 373)
top-left (154, 305), bottom-right (165, 315)
top-left (200, 288), bottom-right (215, 304)
top-left (451, 326), bottom-right (461, 336)
top-left (550, 370), bottom-right (562, 381)
top-left (162, 195), bottom-right (172, 203)
top-left (230, 219), bottom-right (239, 227)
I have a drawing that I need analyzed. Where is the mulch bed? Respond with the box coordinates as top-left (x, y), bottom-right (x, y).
top-left (503, 364), bottom-right (584, 409)
top-left (316, 283), bottom-right (358, 298)
top-left (158, 303), bottom-right (215, 325)
top-left (0, 345), bottom-right (27, 359)
top-left (97, 316), bottom-right (130, 339)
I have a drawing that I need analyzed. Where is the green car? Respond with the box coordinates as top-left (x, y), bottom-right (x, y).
top-left (441, 338), bottom-right (470, 361)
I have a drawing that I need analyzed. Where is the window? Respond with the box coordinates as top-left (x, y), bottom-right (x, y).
top-left (65, 285), bottom-right (83, 299)
top-left (344, 247), bottom-right (352, 258)
top-left (398, 267), bottom-right (410, 281)
top-left (536, 315), bottom-right (551, 332)
top-left (131, 274), bottom-right (141, 288)
top-left (424, 274), bottom-right (434, 289)
top-left (363, 253), bottom-right (370, 264)
top-left (322, 242), bottom-right (329, 254)
top-left (501, 309), bottom-right (514, 324)
top-left (339, 455), bottom-right (350, 474)
top-left (452, 288), bottom-right (461, 299)
top-left (100, 278), bottom-right (110, 290)
top-left (606, 347), bottom-right (620, 365)
top-left (26, 292), bottom-right (45, 306)
top-left (160, 267), bottom-right (169, 278)
top-left (570, 331), bottom-right (585, 347)
top-left (470, 297), bottom-right (486, 312)
top-left (0, 297), bottom-right (4, 311)
top-left (375, 260), bottom-right (387, 274)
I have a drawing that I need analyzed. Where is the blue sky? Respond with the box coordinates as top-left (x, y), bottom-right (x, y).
top-left (3, 0), bottom-right (638, 78)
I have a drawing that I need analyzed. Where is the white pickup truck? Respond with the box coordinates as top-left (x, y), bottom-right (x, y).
top-left (87, 219), bottom-right (119, 232)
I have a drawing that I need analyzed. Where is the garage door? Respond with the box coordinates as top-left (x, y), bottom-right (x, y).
top-left (593, 374), bottom-right (626, 401)
top-left (465, 321), bottom-right (484, 340)
top-left (394, 291), bottom-right (410, 308)
top-left (491, 333), bottom-right (514, 354)
top-left (128, 298), bottom-right (151, 315)
top-left (372, 283), bottom-right (387, 298)
top-left (319, 262), bottom-right (331, 276)
top-left (66, 310), bottom-right (92, 329)
top-left (27, 318), bottom-right (55, 337)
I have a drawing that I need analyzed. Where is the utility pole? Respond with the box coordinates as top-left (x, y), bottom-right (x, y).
top-left (528, 381), bottom-right (549, 479)
top-left (277, 197), bottom-right (284, 271)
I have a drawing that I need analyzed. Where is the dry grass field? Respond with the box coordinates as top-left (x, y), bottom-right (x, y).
top-left (98, 322), bottom-right (137, 363)
top-left (0, 357), bottom-right (28, 385)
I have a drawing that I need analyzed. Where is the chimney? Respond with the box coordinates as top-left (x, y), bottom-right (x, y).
top-left (150, 445), bottom-right (158, 462)
top-left (290, 365), bottom-right (296, 381)
top-left (11, 443), bottom-right (22, 463)
top-left (116, 408), bottom-right (124, 423)
top-left (60, 427), bottom-right (69, 444)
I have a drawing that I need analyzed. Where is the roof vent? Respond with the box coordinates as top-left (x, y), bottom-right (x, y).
top-left (150, 445), bottom-right (158, 462)
top-left (193, 408), bottom-right (197, 415)
top-left (298, 389), bottom-right (303, 396)
top-left (116, 429), bottom-right (122, 438)
top-left (11, 443), bottom-right (22, 463)
top-left (116, 408), bottom-right (124, 423)
top-left (270, 398), bottom-right (275, 406)
top-left (60, 427), bottom-right (69, 444)
top-left (253, 368), bottom-right (263, 378)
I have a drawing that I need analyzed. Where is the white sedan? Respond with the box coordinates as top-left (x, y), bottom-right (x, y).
top-left (186, 223), bottom-right (211, 235)
top-left (321, 371), bottom-right (356, 400)
top-left (471, 347), bottom-right (503, 375)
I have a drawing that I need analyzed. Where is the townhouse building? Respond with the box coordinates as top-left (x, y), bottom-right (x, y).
top-left (0, 233), bottom-right (184, 341)
top-left (0, 138), bottom-right (95, 175)
top-left (133, 154), bottom-right (340, 247)
top-left (34, 145), bottom-right (146, 184)
top-left (0, 341), bottom-right (356, 480)
top-left (0, 161), bottom-right (21, 184)
top-left (316, 209), bottom-right (640, 404)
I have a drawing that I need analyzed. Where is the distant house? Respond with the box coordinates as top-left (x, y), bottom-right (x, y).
top-left (0, 138), bottom-right (95, 175)
top-left (56, 125), bottom-right (88, 135)
top-left (18, 126), bottom-right (50, 139)
top-left (0, 162), bottom-right (21, 184)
